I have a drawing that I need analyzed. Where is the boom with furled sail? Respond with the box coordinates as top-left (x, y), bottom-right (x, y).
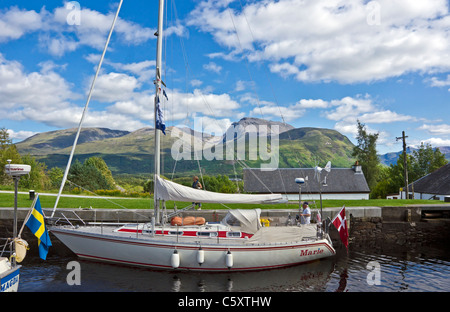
top-left (155, 176), bottom-right (282, 204)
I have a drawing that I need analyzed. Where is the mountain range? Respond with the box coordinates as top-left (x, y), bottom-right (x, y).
top-left (16, 118), bottom-right (357, 177)
top-left (378, 146), bottom-right (450, 166)
top-left (17, 117), bottom-right (449, 177)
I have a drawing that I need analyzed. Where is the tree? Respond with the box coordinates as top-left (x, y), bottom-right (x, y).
top-left (203, 175), bottom-right (238, 193)
top-left (370, 165), bottom-right (394, 199)
top-left (388, 153), bottom-right (413, 197)
top-left (0, 128), bottom-right (22, 184)
top-left (352, 121), bottom-right (380, 190)
top-left (0, 128), bottom-right (13, 147)
top-left (84, 157), bottom-right (115, 188)
top-left (48, 167), bottom-right (64, 189)
top-left (373, 143), bottom-right (448, 198)
top-left (19, 154), bottom-right (50, 190)
top-left (411, 143), bottom-right (447, 180)
top-left (68, 157), bottom-right (115, 191)
top-left (143, 179), bottom-right (153, 194)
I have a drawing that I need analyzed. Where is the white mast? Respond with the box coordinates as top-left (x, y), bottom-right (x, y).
top-left (154, 0), bottom-right (165, 223)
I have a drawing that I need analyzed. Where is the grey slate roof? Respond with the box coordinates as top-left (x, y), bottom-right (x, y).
top-left (243, 167), bottom-right (370, 194)
top-left (407, 163), bottom-right (450, 195)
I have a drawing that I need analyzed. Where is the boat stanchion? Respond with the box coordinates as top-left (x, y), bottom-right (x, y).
top-left (171, 249), bottom-right (180, 269)
top-left (226, 250), bottom-right (233, 269)
top-left (197, 247), bottom-right (204, 266)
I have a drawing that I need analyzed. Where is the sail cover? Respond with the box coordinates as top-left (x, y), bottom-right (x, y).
top-left (222, 209), bottom-right (262, 234)
top-left (155, 176), bottom-right (282, 204)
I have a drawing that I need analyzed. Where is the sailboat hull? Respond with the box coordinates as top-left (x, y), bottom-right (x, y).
top-left (51, 226), bottom-right (335, 272)
top-left (0, 258), bottom-right (20, 292)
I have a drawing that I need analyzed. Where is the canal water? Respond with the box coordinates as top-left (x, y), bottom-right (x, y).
top-left (17, 242), bottom-right (450, 292)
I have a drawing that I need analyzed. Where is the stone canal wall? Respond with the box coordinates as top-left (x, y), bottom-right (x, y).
top-left (347, 206), bottom-right (450, 250)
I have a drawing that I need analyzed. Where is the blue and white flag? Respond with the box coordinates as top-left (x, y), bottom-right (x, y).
top-left (25, 196), bottom-right (52, 260)
top-left (163, 89), bottom-right (169, 101)
top-left (156, 96), bottom-right (166, 135)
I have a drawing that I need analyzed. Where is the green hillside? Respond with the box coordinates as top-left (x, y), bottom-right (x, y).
top-left (16, 122), bottom-right (356, 177)
top-left (278, 127), bottom-right (355, 168)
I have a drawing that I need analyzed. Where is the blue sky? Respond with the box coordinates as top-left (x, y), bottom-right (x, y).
top-left (1, 0), bottom-right (450, 154)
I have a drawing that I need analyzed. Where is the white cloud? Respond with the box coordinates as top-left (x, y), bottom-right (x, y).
top-left (245, 93), bottom-right (417, 126)
top-left (7, 129), bottom-right (38, 141)
top-left (203, 62), bottom-right (222, 74)
top-left (0, 6), bottom-right (43, 42)
top-left (190, 79), bottom-right (203, 87)
top-left (235, 80), bottom-right (246, 92)
top-left (81, 110), bottom-right (147, 131)
top-left (427, 75), bottom-right (450, 91)
top-left (171, 89), bottom-right (240, 118)
top-left (324, 96), bottom-right (417, 126)
top-left (85, 55), bottom-right (155, 84)
top-left (91, 72), bottom-right (141, 102)
top-left (419, 124), bottom-right (450, 136)
top-left (42, 34), bottom-right (79, 57)
top-left (0, 53), bottom-right (150, 131)
top-left (101, 87), bottom-right (241, 130)
top-left (296, 99), bottom-right (329, 109)
top-left (248, 101), bottom-right (306, 122)
top-left (359, 110), bottom-right (416, 124)
top-left (334, 120), bottom-right (390, 145)
top-left (419, 137), bottom-right (450, 147)
top-left (0, 4), bottom-right (156, 56)
top-left (165, 23), bottom-right (187, 38)
top-left (0, 53), bottom-right (78, 112)
top-left (191, 116), bottom-right (233, 136)
top-left (52, 5), bottom-right (154, 48)
top-left (189, 0), bottom-right (450, 83)
top-left (234, 80), bottom-right (255, 92)
top-left (0, 4), bottom-right (242, 135)
top-left (0, 51), bottom-right (242, 132)
top-left (38, 60), bottom-right (68, 73)
top-left (325, 96), bottom-right (374, 121)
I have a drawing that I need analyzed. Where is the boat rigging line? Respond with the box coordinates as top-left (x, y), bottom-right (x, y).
top-left (51, 0), bottom-right (124, 218)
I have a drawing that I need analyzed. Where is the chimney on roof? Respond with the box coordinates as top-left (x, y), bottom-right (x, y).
top-left (352, 160), bottom-right (362, 173)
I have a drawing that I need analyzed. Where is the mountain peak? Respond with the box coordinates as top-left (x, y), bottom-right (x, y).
top-left (231, 117), bottom-right (294, 134)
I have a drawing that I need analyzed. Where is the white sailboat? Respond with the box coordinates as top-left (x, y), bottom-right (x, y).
top-left (49, 0), bottom-right (336, 272)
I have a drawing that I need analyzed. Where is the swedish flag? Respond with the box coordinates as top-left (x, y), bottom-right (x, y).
top-left (25, 196), bottom-right (52, 260)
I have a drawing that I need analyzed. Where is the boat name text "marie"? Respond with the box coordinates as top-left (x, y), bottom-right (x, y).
top-left (300, 248), bottom-right (324, 257)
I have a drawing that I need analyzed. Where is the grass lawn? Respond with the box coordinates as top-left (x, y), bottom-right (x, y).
top-left (0, 192), bottom-right (444, 211)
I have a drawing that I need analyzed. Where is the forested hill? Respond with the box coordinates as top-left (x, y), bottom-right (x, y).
top-left (16, 118), bottom-right (357, 176)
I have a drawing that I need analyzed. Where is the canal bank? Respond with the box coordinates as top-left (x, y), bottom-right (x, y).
top-left (1, 205), bottom-right (450, 257)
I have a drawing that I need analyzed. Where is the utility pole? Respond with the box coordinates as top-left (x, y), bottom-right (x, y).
top-left (396, 131), bottom-right (409, 199)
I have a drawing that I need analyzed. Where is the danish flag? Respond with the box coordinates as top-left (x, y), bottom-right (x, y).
top-left (332, 206), bottom-right (349, 249)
